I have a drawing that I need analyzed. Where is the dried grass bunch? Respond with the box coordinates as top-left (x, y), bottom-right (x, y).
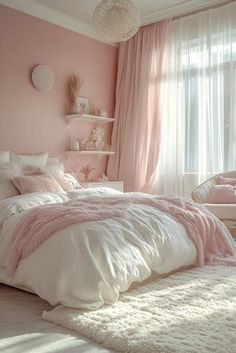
top-left (80, 163), bottom-right (95, 181)
top-left (68, 74), bottom-right (83, 105)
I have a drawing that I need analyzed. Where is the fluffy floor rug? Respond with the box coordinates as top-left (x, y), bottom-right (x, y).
top-left (43, 265), bottom-right (236, 353)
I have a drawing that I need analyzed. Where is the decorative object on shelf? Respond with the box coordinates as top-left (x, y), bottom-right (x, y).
top-left (84, 139), bottom-right (96, 151)
top-left (78, 126), bottom-right (105, 152)
top-left (68, 75), bottom-right (84, 113)
top-left (90, 107), bottom-right (100, 116)
top-left (75, 97), bottom-right (90, 115)
top-left (91, 126), bottom-right (105, 150)
top-left (32, 65), bottom-right (55, 92)
top-left (73, 141), bottom-right (80, 151)
top-left (97, 173), bottom-right (109, 182)
top-left (80, 163), bottom-right (95, 182)
top-left (89, 101), bottom-right (102, 116)
top-left (70, 137), bottom-right (80, 151)
top-left (100, 110), bottom-right (107, 117)
top-left (93, 0), bottom-right (140, 43)
top-left (104, 143), bottom-right (111, 151)
top-left (79, 138), bottom-right (88, 151)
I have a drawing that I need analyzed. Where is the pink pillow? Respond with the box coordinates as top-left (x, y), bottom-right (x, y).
top-left (217, 176), bottom-right (236, 186)
top-left (209, 185), bottom-right (236, 203)
top-left (12, 174), bottom-right (64, 194)
top-left (22, 165), bottom-right (82, 191)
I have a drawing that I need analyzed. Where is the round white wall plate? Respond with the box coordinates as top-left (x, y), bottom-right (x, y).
top-left (32, 65), bottom-right (55, 92)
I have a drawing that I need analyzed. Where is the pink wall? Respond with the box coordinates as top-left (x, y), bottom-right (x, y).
top-left (0, 5), bottom-right (117, 180)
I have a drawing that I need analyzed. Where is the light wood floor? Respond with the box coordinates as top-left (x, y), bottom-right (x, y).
top-left (0, 284), bottom-right (115, 353)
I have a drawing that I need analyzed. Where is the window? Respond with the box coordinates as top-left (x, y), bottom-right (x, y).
top-left (183, 34), bottom-right (236, 173)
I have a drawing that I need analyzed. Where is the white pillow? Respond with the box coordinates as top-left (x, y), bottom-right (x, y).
top-left (47, 157), bottom-right (60, 165)
top-left (43, 163), bottom-right (64, 175)
top-left (0, 151), bottom-right (10, 164)
top-left (11, 152), bottom-right (48, 167)
top-left (22, 163), bottom-right (64, 176)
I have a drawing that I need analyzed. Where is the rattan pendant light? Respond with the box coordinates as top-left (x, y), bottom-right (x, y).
top-left (93, 0), bottom-right (140, 43)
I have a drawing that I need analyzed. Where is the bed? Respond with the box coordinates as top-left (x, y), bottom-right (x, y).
top-left (0, 187), bottom-right (199, 309)
top-left (0, 151), bottom-right (235, 311)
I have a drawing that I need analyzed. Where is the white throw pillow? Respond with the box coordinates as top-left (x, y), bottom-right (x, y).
top-left (0, 151), bottom-right (10, 164)
top-left (11, 152), bottom-right (48, 167)
top-left (54, 173), bottom-right (82, 191)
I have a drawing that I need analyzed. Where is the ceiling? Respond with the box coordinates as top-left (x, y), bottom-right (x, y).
top-left (0, 0), bottom-right (225, 44)
top-left (33, 0), bottom-right (225, 25)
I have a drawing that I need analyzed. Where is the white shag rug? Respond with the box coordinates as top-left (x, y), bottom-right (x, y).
top-left (43, 266), bottom-right (236, 353)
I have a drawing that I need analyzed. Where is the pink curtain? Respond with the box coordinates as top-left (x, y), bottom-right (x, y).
top-left (107, 21), bottom-right (168, 192)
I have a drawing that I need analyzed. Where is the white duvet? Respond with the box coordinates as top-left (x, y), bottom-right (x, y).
top-left (0, 188), bottom-right (197, 309)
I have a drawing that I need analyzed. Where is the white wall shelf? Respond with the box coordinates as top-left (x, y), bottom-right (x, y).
top-left (66, 150), bottom-right (115, 156)
top-left (65, 113), bottom-right (114, 125)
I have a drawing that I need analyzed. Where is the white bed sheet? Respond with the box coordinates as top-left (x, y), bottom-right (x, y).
top-left (0, 188), bottom-right (197, 309)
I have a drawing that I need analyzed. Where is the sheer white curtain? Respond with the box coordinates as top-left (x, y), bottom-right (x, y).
top-left (152, 2), bottom-right (236, 196)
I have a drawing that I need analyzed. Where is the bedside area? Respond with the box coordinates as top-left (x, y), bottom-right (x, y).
top-left (81, 181), bottom-right (124, 192)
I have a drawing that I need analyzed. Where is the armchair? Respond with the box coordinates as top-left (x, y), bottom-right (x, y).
top-left (191, 170), bottom-right (236, 238)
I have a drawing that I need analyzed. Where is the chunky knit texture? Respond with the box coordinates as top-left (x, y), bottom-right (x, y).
top-left (43, 265), bottom-right (236, 353)
top-left (7, 194), bottom-right (236, 274)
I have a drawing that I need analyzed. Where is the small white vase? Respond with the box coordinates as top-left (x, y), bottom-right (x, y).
top-left (71, 141), bottom-right (79, 151)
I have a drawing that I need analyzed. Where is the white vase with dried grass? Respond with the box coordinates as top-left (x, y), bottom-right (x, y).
top-left (68, 74), bottom-right (83, 113)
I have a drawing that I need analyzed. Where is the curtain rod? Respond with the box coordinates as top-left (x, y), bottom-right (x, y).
top-left (173, 0), bottom-right (235, 20)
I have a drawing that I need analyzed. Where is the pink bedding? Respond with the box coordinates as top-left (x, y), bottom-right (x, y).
top-left (7, 194), bottom-right (236, 275)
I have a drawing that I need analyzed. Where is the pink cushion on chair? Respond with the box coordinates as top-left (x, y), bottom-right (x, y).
top-left (12, 174), bottom-right (64, 194)
top-left (217, 176), bottom-right (236, 186)
top-left (209, 185), bottom-right (236, 203)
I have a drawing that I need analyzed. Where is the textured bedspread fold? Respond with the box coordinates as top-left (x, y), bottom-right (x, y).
top-left (7, 194), bottom-right (236, 275)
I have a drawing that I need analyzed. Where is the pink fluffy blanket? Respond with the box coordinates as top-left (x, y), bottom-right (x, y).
top-left (7, 194), bottom-right (236, 275)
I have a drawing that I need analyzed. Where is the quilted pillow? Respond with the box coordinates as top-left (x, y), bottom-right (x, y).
top-left (209, 185), bottom-right (236, 203)
top-left (12, 174), bottom-right (64, 194)
top-left (22, 164), bottom-right (81, 191)
top-left (191, 179), bottom-right (215, 203)
top-left (217, 176), bottom-right (236, 186)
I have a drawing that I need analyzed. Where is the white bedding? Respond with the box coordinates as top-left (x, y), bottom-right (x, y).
top-left (0, 188), bottom-right (197, 309)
